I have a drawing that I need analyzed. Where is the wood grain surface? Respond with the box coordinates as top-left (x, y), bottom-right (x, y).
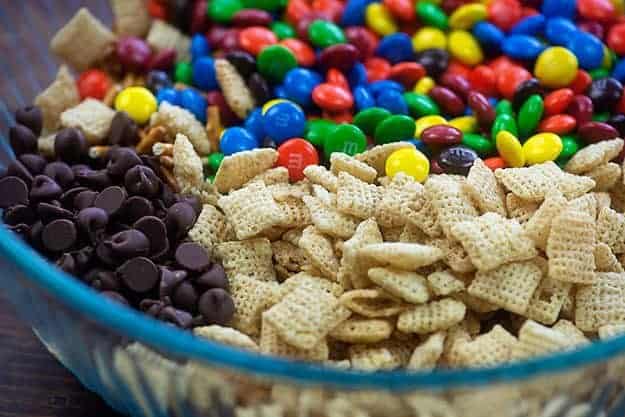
top-left (0, 299), bottom-right (123, 417)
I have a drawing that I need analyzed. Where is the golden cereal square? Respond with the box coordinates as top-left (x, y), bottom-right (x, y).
top-left (336, 172), bottom-right (382, 219)
top-left (60, 99), bottom-right (116, 144)
top-left (575, 272), bottom-right (625, 332)
top-left (298, 226), bottom-right (340, 280)
top-left (425, 175), bottom-right (478, 239)
top-left (565, 138), bottom-right (624, 174)
top-left (464, 158), bottom-right (507, 216)
top-left (367, 267), bottom-right (430, 304)
top-left (215, 238), bottom-right (276, 282)
top-left (397, 298), bottom-right (466, 334)
top-left (330, 153), bottom-right (377, 183)
top-left (329, 317), bottom-right (394, 344)
top-left (340, 289), bottom-right (407, 318)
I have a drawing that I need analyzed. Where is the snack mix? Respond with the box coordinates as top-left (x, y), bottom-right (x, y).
top-left (5, 0), bottom-right (625, 375)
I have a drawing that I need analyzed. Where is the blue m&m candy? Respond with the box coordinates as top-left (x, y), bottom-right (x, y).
top-left (354, 86), bottom-right (375, 111)
top-left (282, 68), bottom-right (323, 107)
top-left (376, 33), bottom-right (414, 64)
top-left (262, 101), bottom-right (306, 144)
top-left (244, 108), bottom-right (266, 141)
top-left (191, 34), bottom-right (210, 62)
top-left (192, 56), bottom-right (218, 91)
top-left (472, 21), bottom-right (504, 52)
top-left (179, 89), bottom-right (207, 124)
top-left (510, 15), bottom-right (546, 36)
top-left (542, 0), bottom-right (576, 19)
top-left (220, 127), bottom-right (259, 155)
top-left (502, 35), bottom-right (546, 60)
top-left (567, 31), bottom-right (604, 70)
top-left (156, 88), bottom-right (180, 106)
top-left (545, 18), bottom-right (578, 46)
top-left (376, 89), bottom-right (409, 115)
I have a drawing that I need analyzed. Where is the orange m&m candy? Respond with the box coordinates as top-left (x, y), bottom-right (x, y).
top-left (239, 27), bottom-right (277, 56)
top-left (280, 38), bottom-right (316, 67)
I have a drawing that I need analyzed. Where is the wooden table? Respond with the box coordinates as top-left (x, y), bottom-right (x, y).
top-left (0, 300), bottom-right (123, 417)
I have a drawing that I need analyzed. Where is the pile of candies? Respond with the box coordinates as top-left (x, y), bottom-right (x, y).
top-left (76, 0), bottom-right (625, 183)
top-left (7, 0), bottom-right (625, 379)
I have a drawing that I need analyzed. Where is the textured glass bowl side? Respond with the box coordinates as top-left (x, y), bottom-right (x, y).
top-left (3, 2), bottom-right (625, 417)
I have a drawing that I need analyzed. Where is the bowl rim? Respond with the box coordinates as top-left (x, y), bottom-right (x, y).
top-left (2, 225), bottom-right (625, 390)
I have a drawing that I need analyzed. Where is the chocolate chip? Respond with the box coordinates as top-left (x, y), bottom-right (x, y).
top-left (37, 202), bottom-right (74, 224)
top-left (76, 207), bottom-right (109, 244)
top-left (29, 221), bottom-right (43, 247)
top-left (69, 246), bottom-right (94, 274)
top-left (19, 154), bottom-right (47, 175)
top-left (161, 184), bottom-right (178, 207)
top-left (30, 175), bottom-right (62, 202)
top-left (42, 219), bottom-right (77, 252)
top-left (92, 270), bottom-right (120, 291)
top-left (0, 176), bottom-right (29, 208)
top-left (179, 195), bottom-right (202, 215)
top-left (101, 291), bottom-right (129, 305)
top-left (76, 169), bottom-right (113, 190)
top-left (108, 112), bottom-right (139, 146)
top-left (158, 306), bottom-right (193, 328)
top-left (95, 241), bottom-right (117, 266)
top-left (140, 298), bottom-right (166, 317)
top-left (159, 267), bottom-right (188, 298)
top-left (172, 281), bottom-right (198, 312)
top-left (198, 288), bottom-right (234, 325)
top-left (55, 128), bottom-right (88, 163)
top-left (15, 106), bottom-right (43, 136)
top-left (59, 186), bottom-right (88, 209)
top-left (107, 229), bottom-right (150, 258)
top-left (9, 124), bottom-right (37, 156)
top-left (73, 190), bottom-right (98, 210)
top-left (196, 263), bottom-right (229, 291)
top-left (8, 223), bottom-right (31, 238)
top-left (56, 253), bottom-right (76, 274)
top-left (125, 165), bottom-right (161, 197)
top-left (43, 162), bottom-right (75, 189)
top-left (7, 159), bottom-right (34, 185)
top-left (3, 204), bottom-right (36, 226)
top-left (117, 256), bottom-right (160, 292)
top-left (94, 186), bottom-right (127, 216)
top-left (123, 196), bottom-right (154, 223)
top-left (175, 242), bottom-right (211, 272)
top-left (72, 164), bottom-right (91, 176)
top-left (166, 202), bottom-right (197, 241)
top-left (133, 216), bottom-right (169, 257)
top-left (107, 147), bottom-right (143, 177)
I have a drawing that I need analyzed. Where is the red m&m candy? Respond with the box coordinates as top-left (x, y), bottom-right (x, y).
top-left (276, 138), bottom-right (319, 181)
top-left (77, 69), bottom-right (111, 101)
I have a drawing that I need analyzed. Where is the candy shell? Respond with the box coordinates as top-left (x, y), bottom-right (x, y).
top-left (448, 30), bottom-right (483, 66)
top-left (324, 124), bottom-right (367, 158)
top-left (385, 148), bottom-right (429, 182)
top-left (375, 115), bottom-right (416, 144)
top-left (220, 127), bottom-right (259, 155)
top-left (276, 138), bottom-right (319, 181)
top-left (534, 47), bottom-right (578, 88)
top-left (415, 115), bottom-right (447, 138)
top-left (262, 101), bottom-right (306, 143)
top-left (522, 132), bottom-right (563, 165)
top-left (115, 87), bottom-right (157, 125)
top-left (496, 130), bottom-right (525, 168)
top-left (353, 107), bottom-right (392, 136)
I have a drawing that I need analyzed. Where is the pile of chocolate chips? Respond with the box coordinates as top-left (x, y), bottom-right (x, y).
top-left (1, 105), bottom-right (234, 329)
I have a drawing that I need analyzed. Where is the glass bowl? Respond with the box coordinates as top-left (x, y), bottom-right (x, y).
top-left (2, 2), bottom-right (625, 417)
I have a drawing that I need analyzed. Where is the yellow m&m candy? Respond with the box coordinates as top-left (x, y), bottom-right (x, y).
top-left (385, 148), bottom-right (430, 183)
top-left (534, 47), bottom-right (578, 88)
top-left (522, 132), bottom-right (563, 165)
top-left (496, 131), bottom-right (525, 168)
top-left (114, 87), bottom-right (157, 125)
top-left (365, 3), bottom-right (397, 36)
top-left (448, 30), bottom-right (483, 66)
top-left (415, 115), bottom-right (447, 138)
top-left (412, 27), bottom-right (447, 52)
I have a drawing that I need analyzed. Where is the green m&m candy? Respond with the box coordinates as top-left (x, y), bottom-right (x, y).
top-left (271, 21), bottom-right (296, 40)
top-left (416, 2), bottom-right (449, 30)
top-left (207, 0), bottom-right (243, 22)
top-left (207, 152), bottom-right (225, 173)
top-left (305, 119), bottom-right (337, 148)
top-left (517, 94), bottom-right (544, 139)
top-left (495, 99), bottom-right (513, 116)
top-left (403, 92), bottom-right (440, 118)
top-left (593, 112), bottom-right (610, 122)
top-left (590, 68), bottom-right (610, 80)
top-left (257, 45), bottom-right (297, 83)
top-left (324, 124), bottom-right (366, 159)
top-left (462, 133), bottom-right (495, 157)
top-left (491, 113), bottom-right (518, 140)
top-left (242, 0), bottom-right (281, 11)
top-left (174, 61), bottom-right (193, 84)
top-left (374, 115), bottom-right (416, 144)
top-left (353, 107), bottom-right (391, 136)
top-left (308, 20), bottom-right (346, 48)
top-left (556, 135), bottom-right (581, 164)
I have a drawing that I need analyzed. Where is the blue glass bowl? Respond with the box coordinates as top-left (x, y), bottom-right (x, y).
top-left (2, 2), bottom-right (625, 416)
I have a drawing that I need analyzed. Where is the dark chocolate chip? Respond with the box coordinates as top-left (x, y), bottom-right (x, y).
top-left (19, 154), bottom-right (47, 175)
top-left (76, 207), bottom-right (109, 244)
top-left (225, 50), bottom-right (256, 78)
top-left (30, 175), bottom-right (62, 201)
top-left (172, 281), bottom-right (198, 312)
top-left (96, 240), bottom-right (118, 266)
top-left (43, 162), bottom-right (75, 189)
top-left (158, 306), bottom-right (193, 328)
top-left (0, 176), bottom-right (29, 208)
top-left (28, 221), bottom-right (43, 247)
top-left (9, 124), bottom-right (37, 156)
top-left (107, 229), bottom-right (150, 258)
top-left (165, 202), bottom-right (197, 241)
top-left (7, 159), bottom-right (34, 185)
top-left (56, 253), bottom-right (76, 274)
top-left (15, 106), bottom-right (43, 136)
top-left (196, 263), bottom-right (229, 291)
top-left (123, 196), bottom-right (154, 223)
top-left (133, 216), bottom-right (169, 256)
top-left (42, 219), bottom-right (77, 252)
top-left (76, 169), bottom-right (113, 190)
top-left (198, 288), bottom-right (234, 325)
top-left (107, 147), bottom-right (143, 177)
top-left (108, 112), bottom-right (139, 146)
top-left (72, 164), bottom-right (91, 176)
top-left (161, 184), bottom-right (178, 207)
top-left (92, 270), bottom-right (120, 291)
top-left (175, 242), bottom-right (211, 272)
top-left (124, 165), bottom-right (161, 197)
top-left (117, 256), bottom-right (160, 292)
top-left (37, 202), bottom-right (74, 224)
top-left (140, 298), bottom-right (166, 317)
top-left (55, 128), bottom-right (88, 163)
top-left (83, 267), bottom-right (107, 285)
top-left (7, 223), bottom-right (31, 238)
top-left (179, 194), bottom-right (202, 215)
top-left (3, 204), bottom-right (36, 226)
top-left (59, 186), bottom-right (88, 209)
top-left (69, 246), bottom-right (94, 274)
top-left (94, 186), bottom-right (127, 216)
top-left (159, 267), bottom-right (188, 298)
top-left (74, 190), bottom-right (98, 210)
top-left (101, 291), bottom-right (129, 305)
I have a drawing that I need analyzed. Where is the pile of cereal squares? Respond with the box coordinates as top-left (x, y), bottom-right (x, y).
top-left (3, 0), bottom-right (625, 372)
